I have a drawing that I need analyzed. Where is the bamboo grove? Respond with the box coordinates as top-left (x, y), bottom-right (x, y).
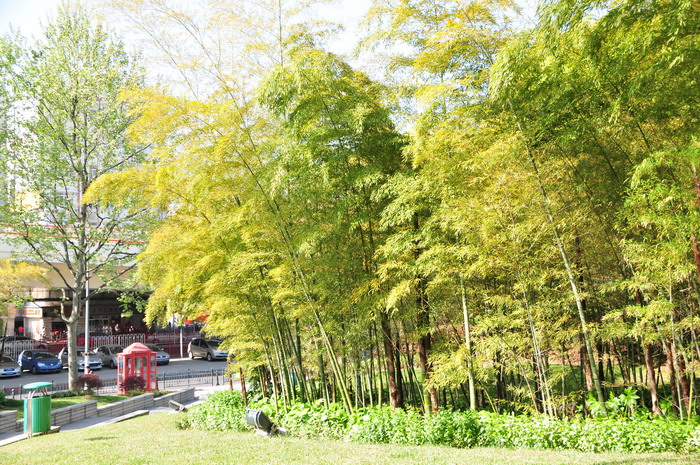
top-left (76, 0), bottom-right (700, 417)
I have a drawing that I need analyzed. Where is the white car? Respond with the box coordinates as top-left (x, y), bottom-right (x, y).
top-left (145, 344), bottom-right (171, 365)
top-left (188, 338), bottom-right (228, 361)
top-left (0, 355), bottom-right (21, 378)
top-left (58, 348), bottom-right (103, 371)
top-left (94, 345), bottom-right (124, 369)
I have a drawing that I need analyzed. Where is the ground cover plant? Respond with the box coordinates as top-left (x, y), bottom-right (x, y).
top-left (1, 412), bottom-right (697, 465)
top-left (179, 391), bottom-right (700, 454)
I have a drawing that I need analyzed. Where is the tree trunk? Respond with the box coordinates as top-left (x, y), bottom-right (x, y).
top-left (395, 338), bottom-right (404, 404)
top-left (240, 368), bottom-right (248, 406)
top-left (644, 342), bottom-right (662, 415)
top-left (66, 283), bottom-right (84, 391)
top-left (413, 214), bottom-right (437, 413)
top-left (372, 323), bottom-right (385, 406)
top-left (664, 339), bottom-right (680, 416)
top-left (259, 366), bottom-right (268, 398)
top-left (381, 313), bottom-right (403, 408)
top-left (459, 277), bottom-right (477, 410)
top-left (673, 341), bottom-right (691, 417)
top-left (581, 340), bottom-right (595, 392)
top-left (416, 288), bottom-right (437, 412)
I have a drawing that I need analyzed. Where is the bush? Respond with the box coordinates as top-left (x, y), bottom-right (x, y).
top-left (475, 412), bottom-right (697, 453)
top-left (425, 410), bottom-right (481, 448)
top-left (183, 390), bottom-right (249, 432)
top-left (270, 400), bottom-right (349, 440)
top-left (347, 407), bottom-right (480, 448)
top-left (349, 407), bottom-right (425, 445)
top-left (181, 395), bottom-right (698, 454)
top-left (122, 376), bottom-right (146, 392)
top-left (0, 389), bottom-right (6, 405)
top-left (73, 374), bottom-right (103, 393)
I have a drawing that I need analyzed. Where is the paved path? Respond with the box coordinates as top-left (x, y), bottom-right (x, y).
top-left (0, 384), bottom-right (229, 446)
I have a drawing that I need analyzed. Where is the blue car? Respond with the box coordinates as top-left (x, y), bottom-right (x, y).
top-left (18, 350), bottom-right (63, 374)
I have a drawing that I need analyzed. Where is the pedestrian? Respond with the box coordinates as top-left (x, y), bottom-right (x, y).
top-left (17, 326), bottom-right (24, 336)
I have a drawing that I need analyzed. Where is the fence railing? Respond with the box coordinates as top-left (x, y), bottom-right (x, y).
top-left (0, 341), bottom-right (47, 360)
top-left (2, 368), bottom-right (228, 400)
top-left (144, 332), bottom-right (203, 357)
top-left (1, 331), bottom-right (206, 359)
top-left (88, 334), bottom-right (145, 349)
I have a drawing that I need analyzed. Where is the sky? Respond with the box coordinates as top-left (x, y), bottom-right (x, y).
top-left (0, 0), bottom-right (373, 55)
top-left (0, 0), bottom-right (56, 39)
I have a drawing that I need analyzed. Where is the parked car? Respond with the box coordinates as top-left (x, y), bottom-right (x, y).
top-left (58, 348), bottom-right (103, 371)
top-left (145, 344), bottom-right (170, 365)
top-left (188, 338), bottom-right (228, 361)
top-left (18, 350), bottom-right (62, 374)
top-left (94, 345), bottom-right (123, 369)
top-left (0, 355), bottom-right (21, 378)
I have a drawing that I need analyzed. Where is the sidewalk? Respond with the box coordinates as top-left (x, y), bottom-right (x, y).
top-left (0, 384), bottom-right (229, 446)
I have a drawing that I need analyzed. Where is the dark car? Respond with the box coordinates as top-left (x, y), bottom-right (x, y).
top-left (18, 350), bottom-right (62, 374)
top-left (0, 355), bottom-right (21, 378)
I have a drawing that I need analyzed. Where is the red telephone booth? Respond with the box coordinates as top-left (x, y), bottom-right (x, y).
top-left (117, 343), bottom-right (157, 394)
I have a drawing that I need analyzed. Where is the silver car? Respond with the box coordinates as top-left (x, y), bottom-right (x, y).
top-left (145, 344), bottom-right (170, 365)
top-left (188, 338), bottom-right (228, 361)
top-left (94, 345), bottom-right (123, 369)
top-left (0, 355), bottom-right (21, 378)
top-left (58, 348), bottom-right (103, 371)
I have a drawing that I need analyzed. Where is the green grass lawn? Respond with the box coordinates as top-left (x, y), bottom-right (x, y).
top-left (1, 395), bottom-right (128, 419)
top-left (0, 413), bottom-right (698, 465)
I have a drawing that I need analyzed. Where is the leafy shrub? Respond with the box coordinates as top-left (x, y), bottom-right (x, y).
top-left (424, 410), bottom-right (481, 448)
top-left (349, 407), bottom-right (425, 445)
top-left (684, 427), bottom-right (700, 452)
top-left (74, 374), bottom-right (103, 393)
top-left (346, 407), bottom-right (481, 448)
top-left (0, 389), bottom-right (6, 404)
top-left (476, 412), bottom-right (696, 453)
top-left (184, 389), bottom-right (249, 432)
top-left (269, 400), bottom-right (350, 439)
top-left (587, 388), bottom-right (642, 418)
top-left (122, 376), bottom-right (146, 392)
top-left (181, 395), bottom-right (697, 453)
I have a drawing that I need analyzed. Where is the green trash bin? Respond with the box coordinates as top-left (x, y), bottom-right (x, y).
top-left (23, 382), bottom-right (52, 436)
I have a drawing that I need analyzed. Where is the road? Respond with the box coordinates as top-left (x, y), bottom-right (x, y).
top-left (0, 357), bottom-right (228, 390)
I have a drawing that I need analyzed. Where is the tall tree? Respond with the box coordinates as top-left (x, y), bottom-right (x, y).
top-left (0, 3), bottom-right (149, 388)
